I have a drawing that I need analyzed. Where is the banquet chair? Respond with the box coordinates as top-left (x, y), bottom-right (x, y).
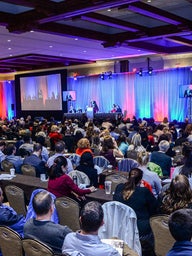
top-left (55, 196), bottom-right (80, 231)
top-left (98, 201), bottom-right (141, 256)
top-left (22, 238), bottom-right (55, 256)
top-left (68, 170), bottom-right (90, 187)
top-left (118, 158), bottom-right (139, 172)
top-left (1, 159), bottom-right (14, 172)
top-left (105, 174), bottom-right (127, 193)
top-left (5, 185), bottom-right (27, 216)
top-left (150, 215), bottom-right (175, 256)
top-left (93, 156), bottom-right (110, 171)
top-left (68, 153), bottom-right (81, 169)
top-left (21, 164), bottom-right (36, 176)
top-left (0, 226), bottom-right (23, 256)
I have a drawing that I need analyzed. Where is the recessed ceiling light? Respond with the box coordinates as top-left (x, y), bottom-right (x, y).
top-left (49, 45), bottom-right (53, 48)
top-left (9, 54), bottom-right (12, 57)
top-left (83, 50), bottom-right (87, 53)
top-left (8, 47), bottom-right (11, 50)
top-left (107, 9), bottom-right (111, 11)
top-left (147, 0), bottom-right (151, 2)
top-left (7, 39), bottom-right (11, 42)
top-left (74, 38), bottom-right (78, 41)
top-left (30, 30), bottom-right (34, 32)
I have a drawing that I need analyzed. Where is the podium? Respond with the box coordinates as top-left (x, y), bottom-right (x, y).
top-left (86, 107), bottom-right (94, 119)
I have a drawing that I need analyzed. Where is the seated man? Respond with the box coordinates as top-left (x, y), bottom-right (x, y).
top-left (150, 140), bottom-right (172, 176)
top-left (23, 143), bottom-right (47, 177)
top-left (47, 141), bottom-right (73, 173)
top-left (4, 143), bottom-right (23, 173)
top-left (24, 190), bottom-right (72, 254)
top-left (166, 208), bottom-right (192, 256)
top-left (62, 201), bottom-right (120, 256)
top-left (0, 187), bottom-right (25, 236)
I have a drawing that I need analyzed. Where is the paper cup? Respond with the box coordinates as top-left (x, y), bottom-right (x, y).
top-left (10, 168), bottom-right (15, 176)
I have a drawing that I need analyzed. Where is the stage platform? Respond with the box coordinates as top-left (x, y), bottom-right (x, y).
top-left (63, 112), bottom-right (122, 122)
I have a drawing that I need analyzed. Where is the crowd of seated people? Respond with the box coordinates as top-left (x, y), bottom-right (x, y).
top-left (1, 115), bottom-right (192, 255)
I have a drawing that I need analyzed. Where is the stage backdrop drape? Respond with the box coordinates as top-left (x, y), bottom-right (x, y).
top-left (0, 81), bottom-right (15, 120)
top-left (67, 67), bottom-right (192, 122)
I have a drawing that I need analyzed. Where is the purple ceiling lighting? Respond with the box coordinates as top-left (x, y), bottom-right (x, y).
top-left (128, 5), bottom-right (181, 25)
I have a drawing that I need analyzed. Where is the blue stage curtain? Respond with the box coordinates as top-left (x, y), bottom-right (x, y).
top-left (68, 67), bottom-right (192, 122)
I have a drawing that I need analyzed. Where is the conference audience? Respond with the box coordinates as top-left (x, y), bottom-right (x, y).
top-left (24, 190), bottom-right (72, 253)
top-left (100, 135), bottom-right (123, 168)
top-left (128, 133), bottom-right (146, 153)
top-left (117, 134), bottom-right (129, 157)
top-left (137, 151), bottom-right (162, 198)
top-left (47, 141), bottom-right (73, 173)
top-left (62, 201), bottom-right (120, 256)
top-left (160, 175), bottom-right (192, 214)
top-left (75, 138), bottom-right (93, 156)
top-left (172, 142), bottom-right (192, 187)
top-left (4, 143), bottom-right (23, 173)
top-left (23, 143), bottom-right (47, 177)
top-left (76, 152), bottom-right (98, 187)
top-left (0, 141), bottom-right (6, 164)
top-left (150, 140), bottom-right (172, 176)
top-left (47, 156), bottom-right (95, 201)
top-left (113, 168), bottom-right (158, 253)
top-left (48, 124), bottom-right (63, 150)
top-left (166, 209), bottom-right (192, 256)
top-left (0, 187), bottom-right (25, 237)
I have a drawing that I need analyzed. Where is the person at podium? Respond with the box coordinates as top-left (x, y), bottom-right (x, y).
top-left (90, 100), bottom-right (99, 113)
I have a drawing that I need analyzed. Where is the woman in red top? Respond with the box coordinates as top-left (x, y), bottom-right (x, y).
top-left (75, 138), bottom-right (93, 156)
top-left (48, 156), bottom-right (95, 199)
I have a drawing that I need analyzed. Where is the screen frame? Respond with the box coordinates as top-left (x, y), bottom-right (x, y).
top-left (15, 69), bottom-right (67, 120)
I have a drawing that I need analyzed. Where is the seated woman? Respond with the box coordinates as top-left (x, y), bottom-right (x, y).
top-left (48, 156), bottom-right (95, 201)
top-left (75, 138), bottom-right (93, 156)
top-left (160, 174), bottom-right (192, 214)
top-left (113, 168), bottom-right (158, 249)
top-left (137, 151), bottom-right (162, 198)
top-left (172, 142), bottom-right (192, 187)
top-left (117, 134), bottom-right (129, 157)
top-left (128, 133), bottom-right (146, 153)
top-left (76, 152), bottom-right (98, 187)
top-left (100, 135), bottom-right (123, 168)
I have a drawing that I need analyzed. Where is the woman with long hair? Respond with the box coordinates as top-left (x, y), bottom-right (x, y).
top-left (48, 156), bottom-right (95, 200)
top-left (113, 168), bottom-right (158, 242)
top-left (160, 174), bottom-right (192, 214)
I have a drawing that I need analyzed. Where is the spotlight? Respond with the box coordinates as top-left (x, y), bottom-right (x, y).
top-left (138, 68), bottom-right (143, 76)
top-left (100, 73), bottom-right (105, 80)
top-left (148, 67), bottom-right (153, 75)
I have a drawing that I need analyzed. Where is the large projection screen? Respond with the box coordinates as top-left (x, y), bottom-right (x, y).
top-left (20, 73), bottom-right (62, 111)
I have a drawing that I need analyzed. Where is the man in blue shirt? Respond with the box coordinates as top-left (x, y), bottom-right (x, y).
top-left (166, 208), bottom-right (192, 256)
top-left (62, 201), bottom-right (120, 256)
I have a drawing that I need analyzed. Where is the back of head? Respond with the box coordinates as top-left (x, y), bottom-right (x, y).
top-left (80, 152), bottom-right (94, 166)
top-left (48, 155), bottom-right (67, 179)
top-left (55, 141), bottom-right (65, 153)
top-left (131, 133), bottom-right (141, 147)
top-left (123, 168), bottom-right (143, 200)
top-left (158, 140), bottom-right (170, 152)
top-left (77, 138), bottom-right (90, 149)
top-left (32, 191), bottom-right (53, 216)
top-left (80, 201), bottom-right (103, 232)
top-left (33, 143), bottom-right (42, 152)
top-left (169, 208), bottom-right (192, 241)
top-left (137, 151), bottom-right (149, 166)
top-left (169, 174), bottom-right (192, 200)
top-left (5, 143), bottom-right (15, 155)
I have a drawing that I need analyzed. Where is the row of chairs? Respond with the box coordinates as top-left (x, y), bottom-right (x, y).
top-left (0, 225), bottom-right (68, 256)
top-left (4, 185), bottom-right (81, 231)
top-left (4, 184), bottom-right (175, 256)
top-left (1, 160), bottom-right (36, 176)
